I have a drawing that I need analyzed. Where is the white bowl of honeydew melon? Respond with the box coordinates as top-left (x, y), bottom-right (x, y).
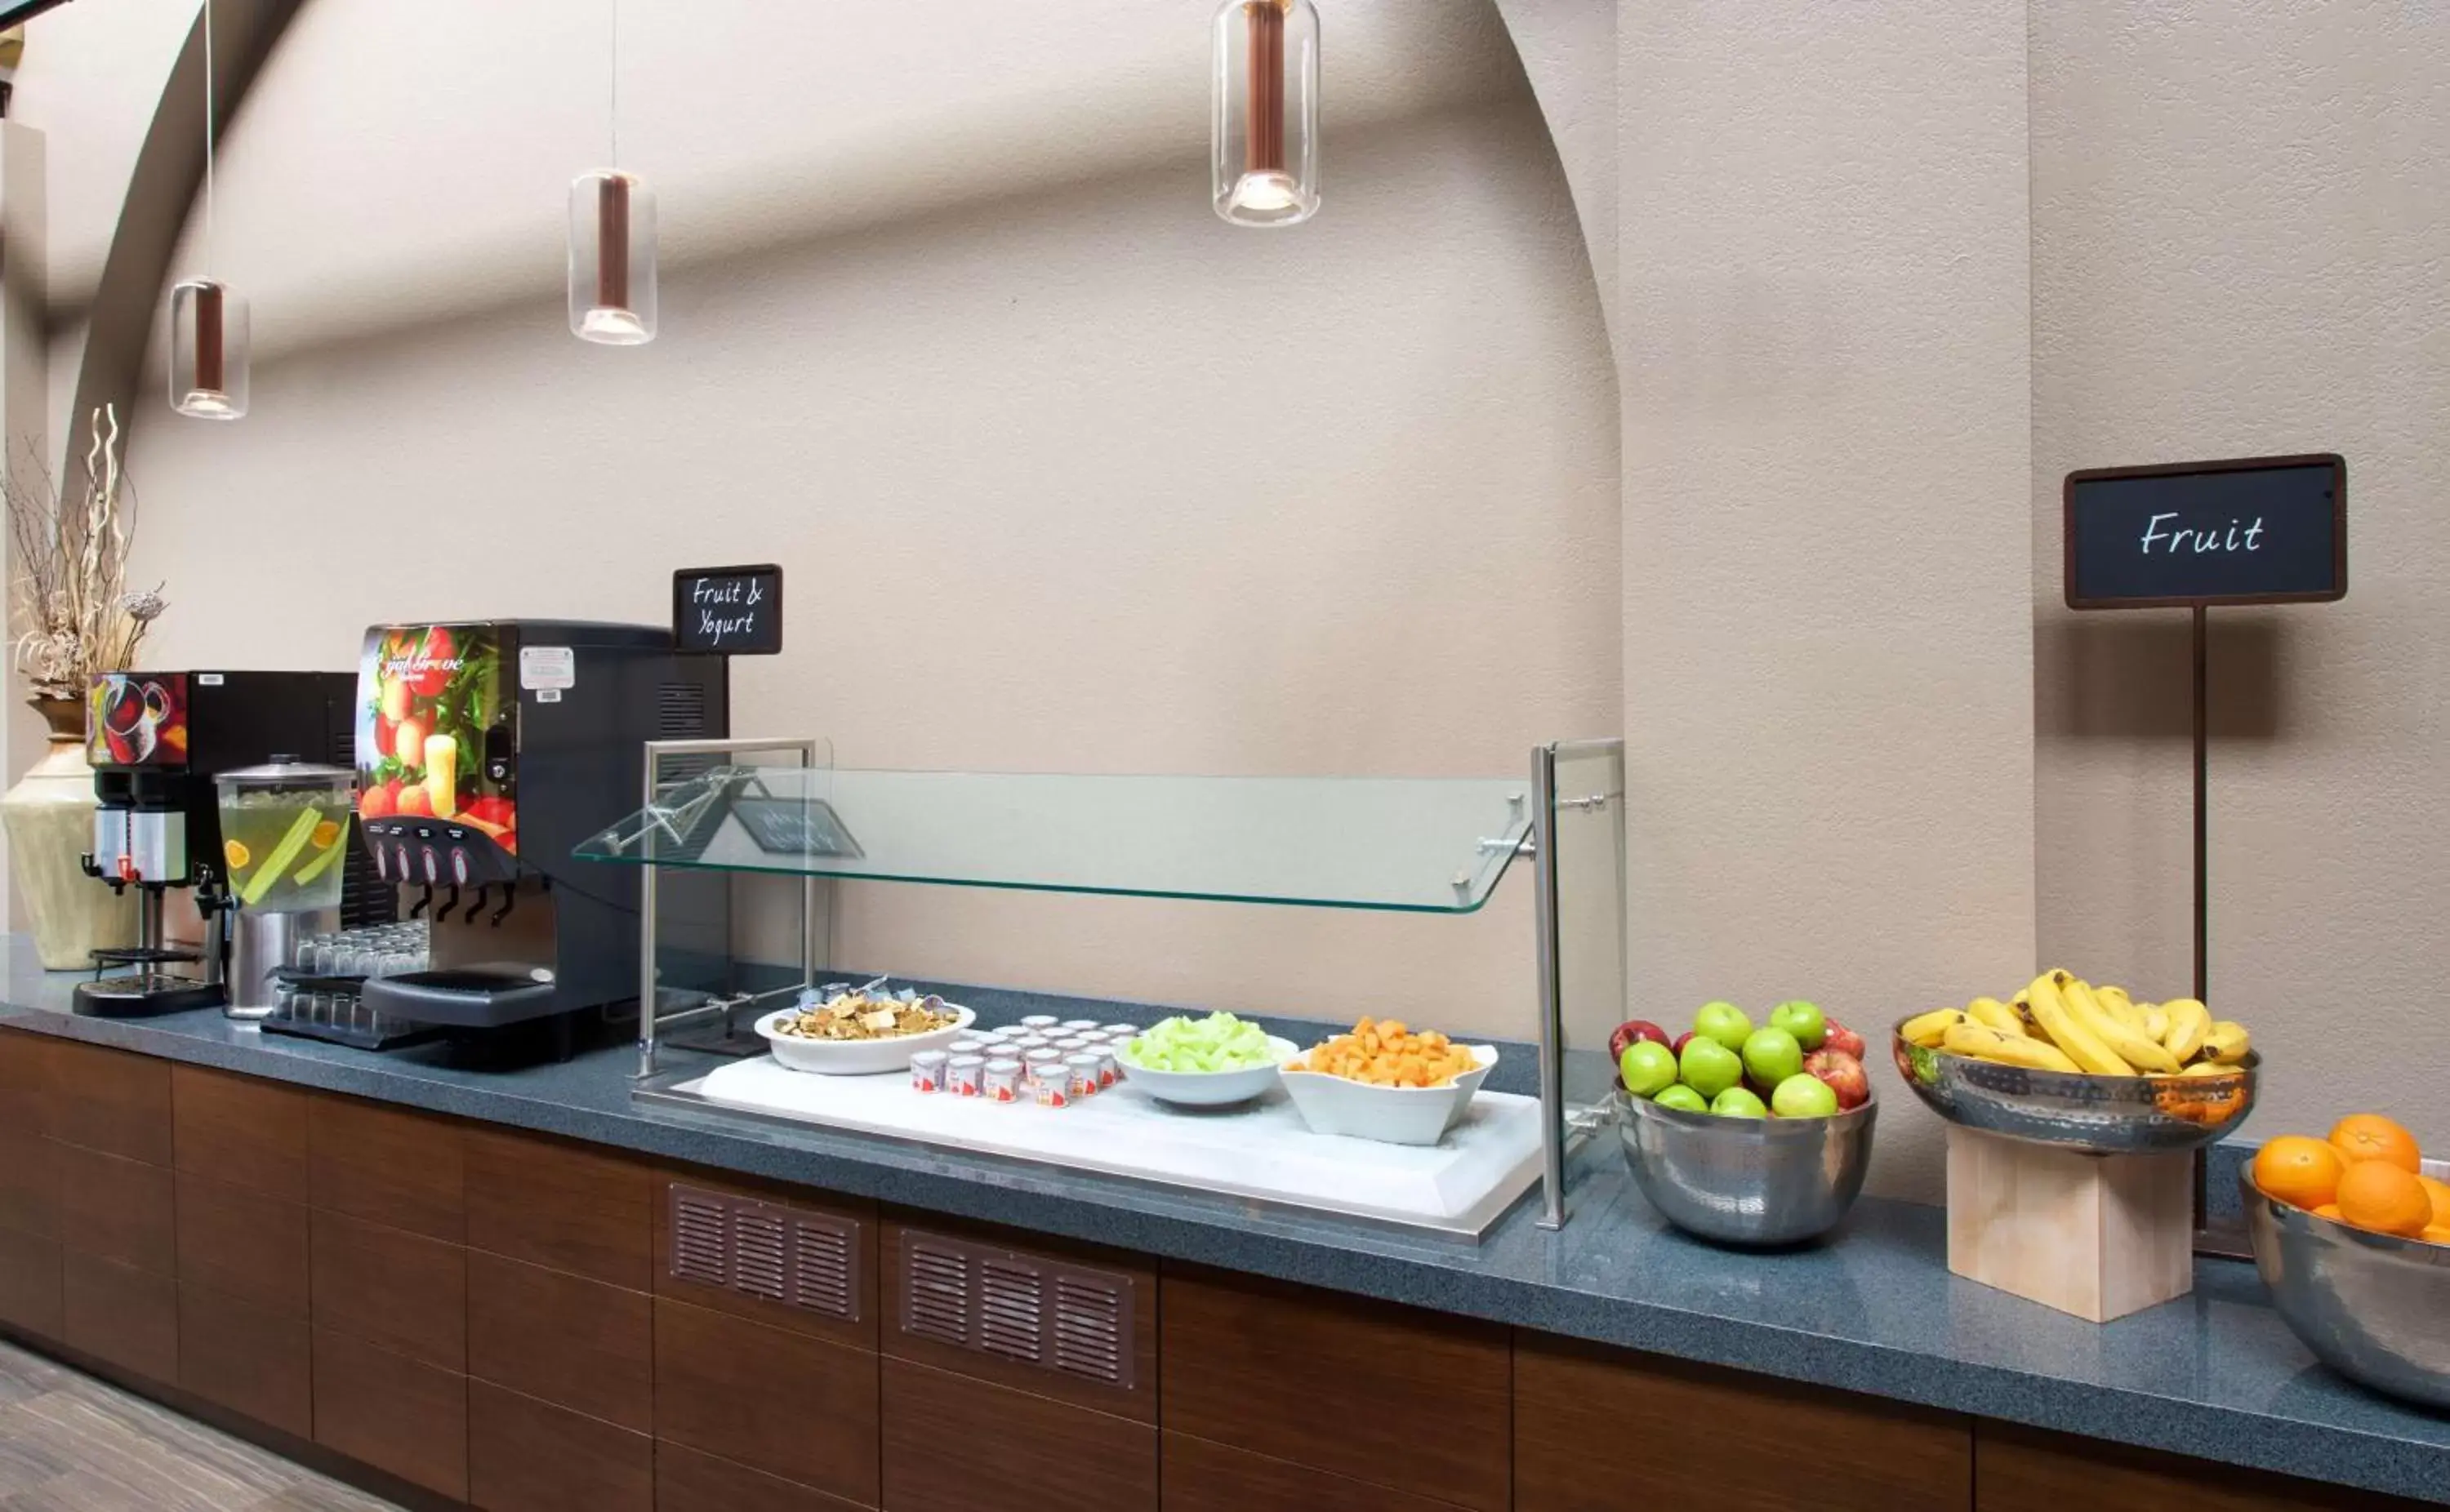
top-left (1115, 1013), bottom-right (1298, 1107)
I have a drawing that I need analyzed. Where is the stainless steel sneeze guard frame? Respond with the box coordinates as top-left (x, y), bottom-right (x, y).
top-left (613, 736), bottom-right (1628, 1234)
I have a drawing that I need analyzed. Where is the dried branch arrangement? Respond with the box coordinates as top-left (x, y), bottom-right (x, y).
top-left (5, 407), bottom-right (167, 701)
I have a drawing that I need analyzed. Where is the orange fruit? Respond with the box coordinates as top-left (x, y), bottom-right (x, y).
top-left (2328, 1114), bottom-right (2421, 1173)
top-left (2312, 1203), bottom-right (2344, 1221)
top-left (2426, 1225), bottom-right (2450, 1247)
top-left (2251, 1136), bottom-right (2345, 1210)
top-left (2419, 1174), bottom-right (2450, 1228)
top-left (2336, 1159), bottom-right (2433, 1238)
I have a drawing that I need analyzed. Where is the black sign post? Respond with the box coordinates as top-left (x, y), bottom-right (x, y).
top-left (2065, 453), bottom-right (2344, 1249)
top-left (674, 564), bottom-right (784, 656)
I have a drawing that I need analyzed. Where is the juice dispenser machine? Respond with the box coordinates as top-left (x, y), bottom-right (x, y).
top-left (326, 620), bottom-right (727, 1045)
top-left (76, 669), bottom-right (386, 1016)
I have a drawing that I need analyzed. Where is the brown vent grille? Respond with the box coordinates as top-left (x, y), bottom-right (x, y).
top-left (668, 1184), bottom-right (860, 1322)
top-left (898, 1229), bottom-right (1135, 1391)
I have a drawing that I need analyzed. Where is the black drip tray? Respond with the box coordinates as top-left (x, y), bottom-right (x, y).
top-left (361, 968), bottom-right (564, 1029)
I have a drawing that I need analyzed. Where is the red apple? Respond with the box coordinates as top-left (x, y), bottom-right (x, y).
top-left (1820, 1017), bottom-right (1868, 1061)
top-left (1804, 1048), bottom-right (1871, 1110)
top-left (1608, 1020), bottom-right (1670, 1061)
top-left (1670, 1030), bottom-right (1697, 1058)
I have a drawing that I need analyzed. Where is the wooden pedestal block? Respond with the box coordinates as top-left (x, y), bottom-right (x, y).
top-left (1945, 1124), bottom-right (2194, 1323)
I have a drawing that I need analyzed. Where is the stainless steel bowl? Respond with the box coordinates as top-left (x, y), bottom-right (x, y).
top-left (1890, 1018), bottom-right (2257, 1154)
top-left (2243, 1162), bottom-right (2450, 1411)
top-left (1614, 1088), bottom-right (1876, 1247)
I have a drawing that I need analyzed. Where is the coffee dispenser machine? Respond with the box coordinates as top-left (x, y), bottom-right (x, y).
top-left (323, 620), bottom-right (726, 1046)
top-left (75, 670), bottom-right (386, 1016)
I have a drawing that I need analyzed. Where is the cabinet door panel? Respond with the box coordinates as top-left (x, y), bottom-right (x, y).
top-left (466, 1126), bottom-right (651, 1291)
top-left (175, 1172), bottom-right (307, 1311)
top-left (308, 1207), bottom-right (466, 1371)
top-left (308, 1096), bottom-right (462, 1243)
top-left (0, 1029), bottom-right (48, 1136)
top-left (1161, 1265), bottom-right (1509, 1512)
top-left (1517, 1333), bottom-right (1971, 1512)
top-left (656, 1170), bottom-right (877, 1350)
top-left (1164, 1432), bottom-right (1466, 1512)
top-left (178, 1283), bottom-right (311, 1439)
top-left (883, 1357), bottom-right (1154, 1512)
top-left (56, 1143), bottom-right (176, 1275)
top-left (466, 1251), bottom-right (652, 1433)
top-left (63, 1256), bottom-right (178, 1384)
top-left (172, 1066), bottom-right (309, 1202)
top-left (46, 1040), bottom-right (171, 1164)
top-left (656, 1442), bottom-right (867, 1512)
top-left (1975, 1420), bottom-right (2430, 1512)
top-left (0, 1120), bottom-right (56, 1239)
top-left (311, 1327), bottom-right (468, 1501)
top-left (468, 1380), bottom-right (652, 1512)
top-left (653, 1296), bottom-right (879, 1505)
top-left (0, 1225), bottom-right (61, 1339)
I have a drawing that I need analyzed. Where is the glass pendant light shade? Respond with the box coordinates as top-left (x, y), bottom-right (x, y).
top-left (568, 170), bottom-right (657, 345)
top-left (1212, 0), bottom-right (1320, 227)
top-left (169, 278), bottom-right (249, 420)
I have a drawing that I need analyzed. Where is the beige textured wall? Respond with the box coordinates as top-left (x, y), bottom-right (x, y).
top-left (2032, 1), bottom-right (2450, 1150)
top-left (1618, 2), bottom-right (2036, 1197)
top-left (60, 0), bottom-right (1619, 1037)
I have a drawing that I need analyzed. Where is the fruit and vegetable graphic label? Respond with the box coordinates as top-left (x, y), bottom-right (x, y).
top-left (354, 624), bottom-right (516, 853)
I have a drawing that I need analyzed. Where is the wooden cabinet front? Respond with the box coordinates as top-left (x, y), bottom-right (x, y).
top-left (1972, 1421), bottom-right (2430, 1512)
top-left (467, 1250), bottom-right (653, 1434)
top-left (171, 1065), bottom-right (309, 1202)
top-left (309, 1207), bottom-right (467, 1372)
top-left (175, 1171), bottom-right (309, 1310)
top-left (653, 1294), bottom-right (880, 1505)
top-left (54, 1141), bottom-right (175, 1275)
top-left (309, 1095), bottom-right (464, 1243)
top-left (1517, 1334), bottom-right (1973, 1512)
top-left (1162, 1431), bottom-right (1468, 1512)
top-left (469, 1378), bottom-right (653, 1512)
top-left (881, 1356), bottom-right (1156, 1512)
top-left (312, 1325), bottom-right (468, 1500)
top-left (178, 1284), bottom-right (311, 1439)
top-left (656, 1441), bottom-right (866, 1512)
top-left (45, 1039), bottom-right (172, 1165)
top-left (1162, 1265), bottom-right (1512, 1512)
top-left (62, 1255), bottom-right (178, 1384)
top-left (0, 1223), bottom-right (60, 1339)
top-left (466, 1125), bottom-right (653, 1291)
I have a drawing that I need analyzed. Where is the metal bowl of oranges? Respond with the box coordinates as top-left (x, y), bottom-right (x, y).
top-left (2243, 1120), bottom-right (2450, 1412)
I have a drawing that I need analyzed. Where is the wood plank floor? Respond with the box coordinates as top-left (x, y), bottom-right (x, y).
top-left (0, 1341), bottom-right (399, 1511)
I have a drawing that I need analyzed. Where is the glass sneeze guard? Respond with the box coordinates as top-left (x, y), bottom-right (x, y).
top-left (581, 766), bottom-right (1534, 914)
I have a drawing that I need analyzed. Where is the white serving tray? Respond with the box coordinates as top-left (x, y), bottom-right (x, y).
top-left (666, 1055), bottom-right (1544, 1238)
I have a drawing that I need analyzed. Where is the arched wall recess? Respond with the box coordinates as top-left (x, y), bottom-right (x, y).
top-left (66, 0), bottom-right (1615, 391)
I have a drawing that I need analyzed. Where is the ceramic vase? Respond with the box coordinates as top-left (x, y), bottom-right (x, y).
top-left (2, 698), bottom-right (135, 969)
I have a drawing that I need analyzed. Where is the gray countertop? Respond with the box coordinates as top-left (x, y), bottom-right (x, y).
top-left (5, 949), bottom-right (2444, 1505)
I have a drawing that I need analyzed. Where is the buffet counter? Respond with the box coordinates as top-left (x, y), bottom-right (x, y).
top-left (0, 947), bottom-right (2442, 1511)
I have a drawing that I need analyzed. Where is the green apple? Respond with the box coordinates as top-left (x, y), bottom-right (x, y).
top-left (1619, 1040), bottom-right (1679, 1098)
top-left (1710, 1086), bottom-right (1768, 1118)
top-left (1771, 1073), bottom-right (1841, 1118)
top-left (1677, 1036), bottom-right (1744, 1100)
top-left (1652, 1083), bottom-right (1708, 1114)
top-left (1692, 1000), bottom-right (1753, 1052)
top-left (1768, 999), bottom-right (1828, 1050)
top-left (1741, 1025), bottom-right (1803, 1087)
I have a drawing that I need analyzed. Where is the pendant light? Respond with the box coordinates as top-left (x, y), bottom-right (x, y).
top-left (1211, 0), bottom-right (1321, 227)
top-left (169, 0), bottom-right (247, 419)
top-left (569, 0), bottom-right (656, 344)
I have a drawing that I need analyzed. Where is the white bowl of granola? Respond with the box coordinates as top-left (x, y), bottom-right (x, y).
top-left (755, 990), bottom-right (977, 1075)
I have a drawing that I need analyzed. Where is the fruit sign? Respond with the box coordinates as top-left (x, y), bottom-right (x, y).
top-left (2064, 454), bottom-right (2345, 609)
top-left (674, 563), bottom-right (782, 655)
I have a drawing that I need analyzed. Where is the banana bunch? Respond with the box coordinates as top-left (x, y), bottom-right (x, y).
top-left (1904, 970), bottom-right (2252, 1078)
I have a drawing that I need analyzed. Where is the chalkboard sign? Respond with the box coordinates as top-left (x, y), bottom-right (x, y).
top-left (674, 564), bottom-right (783, 654)
top-left (2064, 455), bottom-right (2345, 610)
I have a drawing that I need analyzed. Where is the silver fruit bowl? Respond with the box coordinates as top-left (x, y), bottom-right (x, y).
top-left (2243, 1162), bottom-right (2450, 1412)
top-left (1890, 1017), bottom-right (2257, 1154)
top-left (1614, 1087), bottom-right (1876, 1247)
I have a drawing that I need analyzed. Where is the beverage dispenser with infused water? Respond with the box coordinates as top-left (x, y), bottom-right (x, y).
top-left (322, 620), bottom-right (727, 1050)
